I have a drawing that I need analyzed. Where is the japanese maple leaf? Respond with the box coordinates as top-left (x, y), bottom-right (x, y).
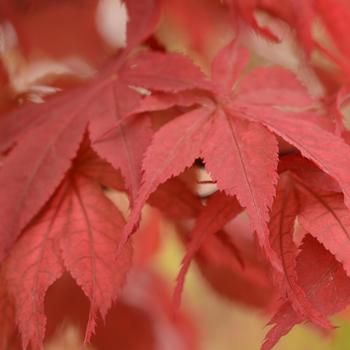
top-left (0, 0), bottom-right (183, 260)
top-left (280, 154), bottom-right (350, 280)
top-left (119, 40), bottom-right (280, 268)
top-left (0, 38), bottom-right (206, 247)
top-left (0, 86), bottom-right (91, 262)
top-left (295, 179), bottom-right (350, 278)
top-left (268, 173), bottom-right (331, 329)
top-left (88, 47), bottom-right (210, 207)
top-left (2, 147), bottom-right (132, 349)
top-left (120, 38), bottom-right (350, 270)
top-left (0, 67), bottom-right (148, 264)
top-left (262, 235), bottom-right (350, 350)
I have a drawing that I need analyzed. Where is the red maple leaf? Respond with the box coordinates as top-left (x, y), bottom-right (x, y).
top-left (0, 0), bottom-right (163, 261)
top-left (262, 235), bottom-right (350, 350)
top-left (120, 38), bottom-right (350, 274)
top-left (2, 145), bottom-right (132, 348)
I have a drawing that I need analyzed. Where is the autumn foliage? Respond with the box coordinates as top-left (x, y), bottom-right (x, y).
top-left (3, 0), bottom-right (350, 349)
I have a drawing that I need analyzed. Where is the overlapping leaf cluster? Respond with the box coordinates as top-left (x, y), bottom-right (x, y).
top-left (2, 0), bottom-right (350, 349)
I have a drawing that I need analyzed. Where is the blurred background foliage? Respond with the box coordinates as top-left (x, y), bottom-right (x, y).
top-left (155, 221), bottom-right (350, 350)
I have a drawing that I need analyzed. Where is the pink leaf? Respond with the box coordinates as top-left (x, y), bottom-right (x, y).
top-left (202, 110), bottom-right (280, 268)
top-left (296, 180), bottom-right (350, 278)
top-left (4, 183), bottom-right (67, 349)
top-left (236, 104), bottom-right (350, 211)
top-left (269, 174), bottom-right (331, 328)
top-left (120, 107), bottom-right (213, 250)
top-left (60, 175), bottom-right (132, 342)
top-left (263, 235), bottom-right (350, 350)
top-left (0, 92), bottom-right (89, 261)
